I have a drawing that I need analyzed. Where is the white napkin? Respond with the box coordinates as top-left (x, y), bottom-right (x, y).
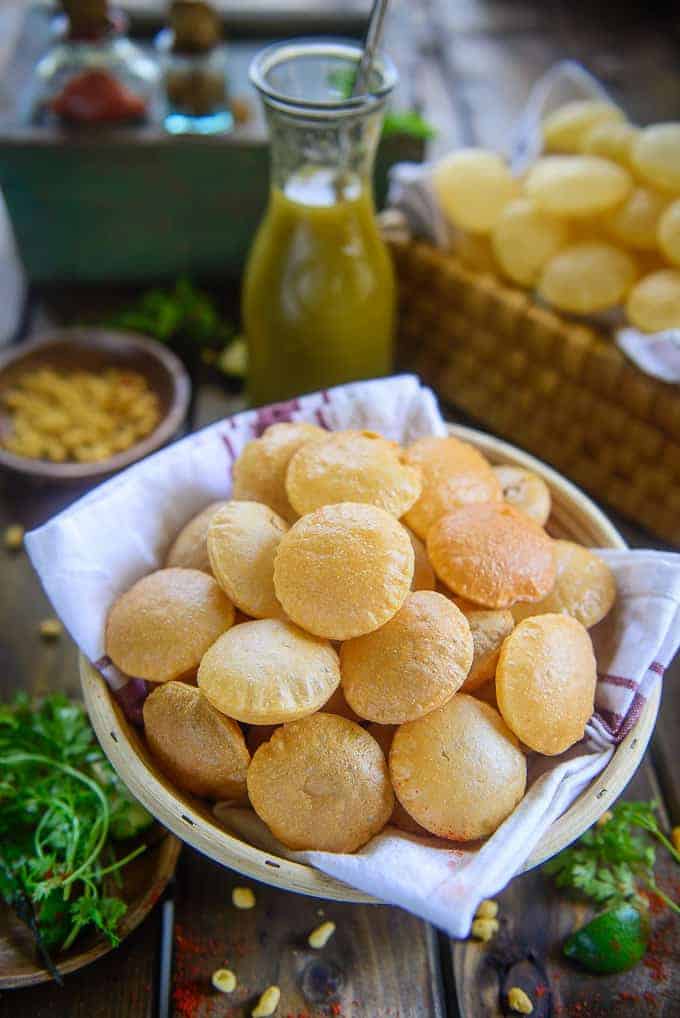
top-left (384, 60), bottom-right (680, 384)
top-left (25, 375), bottom-right (680, 937)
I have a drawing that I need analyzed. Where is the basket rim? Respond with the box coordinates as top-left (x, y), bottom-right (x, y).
top-left (79, 424), bottom-right (660, 904)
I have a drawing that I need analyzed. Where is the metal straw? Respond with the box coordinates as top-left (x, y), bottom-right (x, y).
top-left (352, 0), bottom-right (390, 96)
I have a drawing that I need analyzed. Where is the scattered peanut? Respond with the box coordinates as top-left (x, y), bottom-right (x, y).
top-left (508, 986), bottom-right (534, 1014)
top-left (471, 917), bottom-right (499, 942)
top-left (212, 968), bottom-right (237, 993)
top-left (251, 985), bottom-right (281, 1017)
top-left (232, 886), bottom-right (256, 910)
top-left (39, 618), bottom-right (62, 640)
top-left (4, 523), bottom-right (24, 550)
top-left (597, 810), bottom-right (613, 827)
top-left (672, 826), bottom-right (680, 853)
top-left (475, 899), bottom-right (499, 920)
top-left (308, 920), bottom-right (336, 949)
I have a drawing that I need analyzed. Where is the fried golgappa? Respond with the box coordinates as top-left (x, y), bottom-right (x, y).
top-left (406, 528), bottom-right (436, 591)
top-left (247, 713), bottom-right (394, 852)
top-left (207, 501), bottom-right (288, 619)
top-left (492, 465), bottom-right (551, 526)
top-left (511, 540), bottom-right (616, 629)
top-left (198, 618), bottom-right (340, 725)
top-left (389, 694), bottom-right (526, 841)
top-left (458, 605), bottom-right (515, 692)
top-left (366, 723), bottom-right (429, 836)
top-left (273, 502), bottom-right (414, 640)
top-left (231, 421), bottom-right (325, 522)
top-left (496, 613), bottom-right (597, 755)
top-left (143, 681), bottom-right (249, 801)
top-left (285, 429), bottom-right (422, 518)
top-left (165, 501), bottom-right (230, 573)
top-left (427, 503), bottom-right (556, 608)
top-left (403, 436), bottom-right (502, 539)
top-left (105, 567), bottom-right (234, 683)
top-left (341, 591), bottom-right (473, 724)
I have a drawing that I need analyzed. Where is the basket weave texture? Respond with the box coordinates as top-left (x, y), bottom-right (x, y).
top-left (392, 241), bottom-right (680, 546)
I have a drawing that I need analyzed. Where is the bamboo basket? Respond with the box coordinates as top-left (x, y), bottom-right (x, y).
top-left (80, 425), bottom-right (661, 904)
top-left (392, 241), bottom-right (680, 546)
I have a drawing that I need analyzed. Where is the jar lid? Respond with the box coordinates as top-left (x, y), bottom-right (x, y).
top-left (170, 1), bottom-right (222, 53)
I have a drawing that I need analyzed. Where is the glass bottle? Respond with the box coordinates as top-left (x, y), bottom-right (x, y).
top-left (34, 0), bottom-right (158, 126)
top-left (242, 39), bottom-right (398, 406)
top-left (156, 1), bottom-right (232, 135)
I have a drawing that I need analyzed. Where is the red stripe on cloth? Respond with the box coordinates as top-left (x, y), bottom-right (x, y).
top-left (599, 672), bottom-right (637, 690)
top-left (221, 431), bottom-right (236, 460)
top-left (315, 407), bottom-right (332, 429)
top-left (617, 690), bottom-right (647, 743)
top-left (594, 707), bottom-right (623, 735)
top-left (650, 661), bottom-right (665, 676)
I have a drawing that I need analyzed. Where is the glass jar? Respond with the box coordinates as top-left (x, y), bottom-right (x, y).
top-left (34, 5), bottom-right (158, 126)
top-left (155, 29), bottom-right (232, 135)
top-left (242, 39), bottom-right (398, 405)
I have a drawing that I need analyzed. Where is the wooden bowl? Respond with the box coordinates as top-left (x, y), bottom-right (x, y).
top-left (0, 828), bottom-right (180, 988)
top-left (80, 425), bottom-right (660, 903)
top-left (0, 328), bottom-right (191, 482)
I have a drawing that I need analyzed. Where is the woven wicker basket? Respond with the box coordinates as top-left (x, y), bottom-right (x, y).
top-left (392, 241), bottom-right (680, 546)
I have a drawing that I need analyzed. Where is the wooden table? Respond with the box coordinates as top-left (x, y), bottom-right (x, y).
top-left (1, 1), bottom-right (680, 1016)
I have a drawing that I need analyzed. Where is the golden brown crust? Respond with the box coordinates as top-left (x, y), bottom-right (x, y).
top-left (427, 503), bottom-right (556, 608)
top-left (247, 713), bottom-right (394, 852)
top-left (406, 528), bottom-right (436, 591)
top-left (165, 501), bottom-right (229, 573)
top-left (511, 540), bottom-right (616, 629)
top-left (198, 618), bottom-right (340, 725)
top-left (459, 607), bottom-right (515, 692)
top-left (207, 501), bottom-right (288, 619)
top-left (273, 502), bottom-right (414, 640)
top-left (366, 723), bottom-right (430, 836)
top-left (143, 681), bottom-right (249, 801)
top-left (341, 591), bottom-right (473, 723)
top-left (389, 695), bottom-right (526, 841)
top-left (496, 613), bottom-right (597, 755)
top-left (285, 429), bottom-right (422, 518)
top-left (232, 422), bottom-right (325, 522)
top-left (105, 567), bottom-right (234, 683)
top-left (403, 436), bottom-right (502, 539)
top-left (493, 466), bottom-right (551, 527)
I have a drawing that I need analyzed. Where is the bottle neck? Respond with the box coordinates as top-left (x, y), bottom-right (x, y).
top-left (63, 0), bottom-right (114, 41)
top-left (264, 103), bottom-right (385, 201)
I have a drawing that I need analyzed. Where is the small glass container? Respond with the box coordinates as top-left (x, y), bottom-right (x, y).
top-left (34, 1), bottom-right (158, 126)
top-left (156, 1), bottom-right (232, 135)
top-left (242, 39), bottom-right (398, 405)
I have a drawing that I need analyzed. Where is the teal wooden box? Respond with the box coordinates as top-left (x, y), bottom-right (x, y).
top-left (0, 8), bottom-right (424, 283)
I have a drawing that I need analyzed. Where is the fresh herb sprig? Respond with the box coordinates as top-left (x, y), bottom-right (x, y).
top-left (110, 278), bottom-right (235, 356)
top-left (0, 693), bottom-right (153, 969)
top-left (544, 800), bottom-right (680, 914)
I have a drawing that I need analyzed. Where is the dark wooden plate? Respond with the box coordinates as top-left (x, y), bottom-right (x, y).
top-left (0, 827), bottom-right (180, 989)
top-left (0, 328), bottom-right (191, 483)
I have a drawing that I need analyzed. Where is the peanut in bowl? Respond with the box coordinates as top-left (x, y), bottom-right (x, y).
top-left (78, 423), bottom-right (660, 904)
top-left (0, 328), bottom-right (190, 483)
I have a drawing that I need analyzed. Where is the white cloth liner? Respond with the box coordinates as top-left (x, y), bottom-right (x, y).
top-left (25, 375), bottom-right (680, 938)
top-left (385, 60), bottom-right (680, 384)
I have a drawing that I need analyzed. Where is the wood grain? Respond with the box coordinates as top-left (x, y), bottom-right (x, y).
top-left (452, 761), bottom-right (680, 1018)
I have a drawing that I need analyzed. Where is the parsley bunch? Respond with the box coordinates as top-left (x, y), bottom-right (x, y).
top-left (110, 278), bottom-right (237, 361)
top-left (0, 694), bottom-right (152, 978)
top-left (544, 800), bottom-right (680, 914)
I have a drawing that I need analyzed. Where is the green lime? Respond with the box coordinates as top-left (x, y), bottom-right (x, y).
top-left (563, 902), bottom-right (649, 974)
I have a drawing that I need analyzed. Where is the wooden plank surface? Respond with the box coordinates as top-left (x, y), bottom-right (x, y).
top-left (2, 0), bottom-right (680, 1016)
top-left (452, 762), bottom-right (680, 1018)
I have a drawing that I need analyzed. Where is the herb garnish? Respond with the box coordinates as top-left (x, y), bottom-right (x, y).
top-left (544, 800), bottom-right (680, 914)
top-left (544, 800), bottom-right (679, 974)
top-left (0, 693), bottom-right (153, 972)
